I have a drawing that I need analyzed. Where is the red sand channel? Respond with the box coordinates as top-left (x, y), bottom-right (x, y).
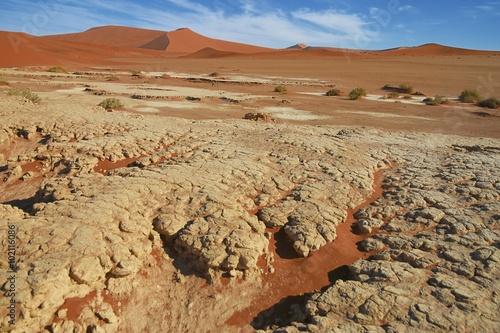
top-left (226, 169), bottom-right (385, 328)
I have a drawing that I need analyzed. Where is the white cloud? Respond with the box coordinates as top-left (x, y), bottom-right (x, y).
top-left (398, 5), bottom-right (415, 12)
top-left (292, 9), bottom-right (367, 35)
top-left (0, 0), bottom-right (395, 49)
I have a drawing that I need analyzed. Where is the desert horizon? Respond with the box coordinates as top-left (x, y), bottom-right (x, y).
top-left (1, 1), bottom-right (499, 332)
top-left (2, 25), bottom-right (500, 68)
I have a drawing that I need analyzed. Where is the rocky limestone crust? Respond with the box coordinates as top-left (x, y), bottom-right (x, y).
top-left (1, 96), bottom-right (499, 332)
top-left (0, 96), bottom-right (387, 332)
top-left (261, 144), bottom-right (499, 333)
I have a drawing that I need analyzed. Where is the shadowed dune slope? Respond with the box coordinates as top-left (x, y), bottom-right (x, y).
top-left (140, 33), bottom-right (170, 50)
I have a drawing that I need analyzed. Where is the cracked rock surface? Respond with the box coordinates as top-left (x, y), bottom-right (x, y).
top-left (0, 95), bottom-right (499, 332)
top-left (259, 142), bottom-right (500, 333)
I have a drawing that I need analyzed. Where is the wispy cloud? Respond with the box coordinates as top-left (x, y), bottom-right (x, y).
top-left (1, 0), bottom-right (497, 50)
top-left (292, 9), bottom-right (367, 35)
top-left (398, 5), bottom-right (415, 12)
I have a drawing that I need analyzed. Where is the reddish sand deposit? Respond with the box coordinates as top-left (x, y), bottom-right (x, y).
top-left (54, 290), bottom-right (124, 324)
top-left (226, 169), bottom-right (385, 328)
top-left (93, 157), bottom-right (141, 175)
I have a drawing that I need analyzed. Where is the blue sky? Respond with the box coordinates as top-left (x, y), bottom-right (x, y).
top-left (1, 0), bottom-right (499, 50)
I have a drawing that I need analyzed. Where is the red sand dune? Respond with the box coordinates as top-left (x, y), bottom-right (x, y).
top-left (1, 26), bottom-right (498, 67)
top-left (379, 43), bottom-right (498, 56)
top-left (46, 25), bottom-right (273, 54)
top-left (182, 47), bottom-right (239, 59)
top-left (165, 27), bottom-right (273, 53)
top-left (0, 29), bottom-right (170, 67)
top-left (0, 31), bottom-right (62, 67)
top-left (287, 43), bottom-right (309, 50)
top-left (45, 26), bottom-right (166, 49)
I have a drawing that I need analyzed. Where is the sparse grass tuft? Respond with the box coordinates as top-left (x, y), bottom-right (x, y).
top-left (274, 85), bottom-right (287, 94)
top-left (98, 97), bottom-right (123, 109)
top-left (477, 97), bottom-right (500, 109)
top-left (459, 89), bottom-right (482, 103)
top-left (131, 70), bottom-right (143, 77)
top-left (348, 87), bottom-right (367, 100)
top-left (47, 66), bottom-right (67, 73)
top-left (325, 88), bottom-right (342, 96)
top-left (209, 72), bottom-right (220, 77)
top-left (106, 75), bottom-right (119, 81)
top-left (424, 95), bottom-right (449, 106)
top-left (7, 88), bottom-right (41, 103)
top-left (398, 82), bottom-right (413, 94)
top-left (0, 77), bottom-right (9, 85)
top-left (383, 83), bottom-right (414, 94)
top-left (387, 91), bottom-right (400, 99)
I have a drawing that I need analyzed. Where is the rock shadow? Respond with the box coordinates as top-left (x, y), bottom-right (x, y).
top-left (3, 195), bottom-right (37, 214)
top-left (159, 234), bottom-right (210, 282)
top-left (327, 265), bottom-right (352, 285)
top-left (251, 294), bottom-right (309, 330)
top-left (274, 228), bottom-right (301, 259)
top-left (251, 265), bottom-right (354, 330)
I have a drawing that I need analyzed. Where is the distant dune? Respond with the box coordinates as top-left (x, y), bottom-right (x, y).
top-left (287, 43), bottom-right (309, 50)
top-left (0, 30), bottom-right (163, 67)
top-left (165, 28), bottom-right (272, 53)
top-left (378, 43), bottom-right (497, 56)
top-left (0, 31), bottom-right (58, 66)
top-left (0, 26), bottom-right (498, 67)
top-left (182, 47), bottom-right (239, 59)
top-left (44, 26), bottom-right (166, 49)
top-left (45, 25), bottom-right (273, 54)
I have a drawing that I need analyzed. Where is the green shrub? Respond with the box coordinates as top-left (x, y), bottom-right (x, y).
top-left (398, 82), bottom-right (413, 94)
top-left (7, 88), bottom-right (41, 103)
top-left (477, 97), bottom-right (500, 109)
top-left (274, 85), bottom-right (287, 94)
top-left (326, 88), bottom-right (341, 96)
top-left (348, 87), bottom-right (367, 100)
top-left (459, 89), bottom-right (482, 103)
top-left (424, 95), bottom-right (448, 106)
top-left (47, 66), bottom-right (67, 73)
top-left (98, 98), bottom-right (123, 109)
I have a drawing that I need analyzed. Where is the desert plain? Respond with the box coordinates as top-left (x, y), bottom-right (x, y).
top-left (0, 26), bottom-right (499, 333)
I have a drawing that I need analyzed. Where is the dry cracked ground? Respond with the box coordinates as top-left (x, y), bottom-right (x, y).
top-left (0, 88), bottom-right (499, 332)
